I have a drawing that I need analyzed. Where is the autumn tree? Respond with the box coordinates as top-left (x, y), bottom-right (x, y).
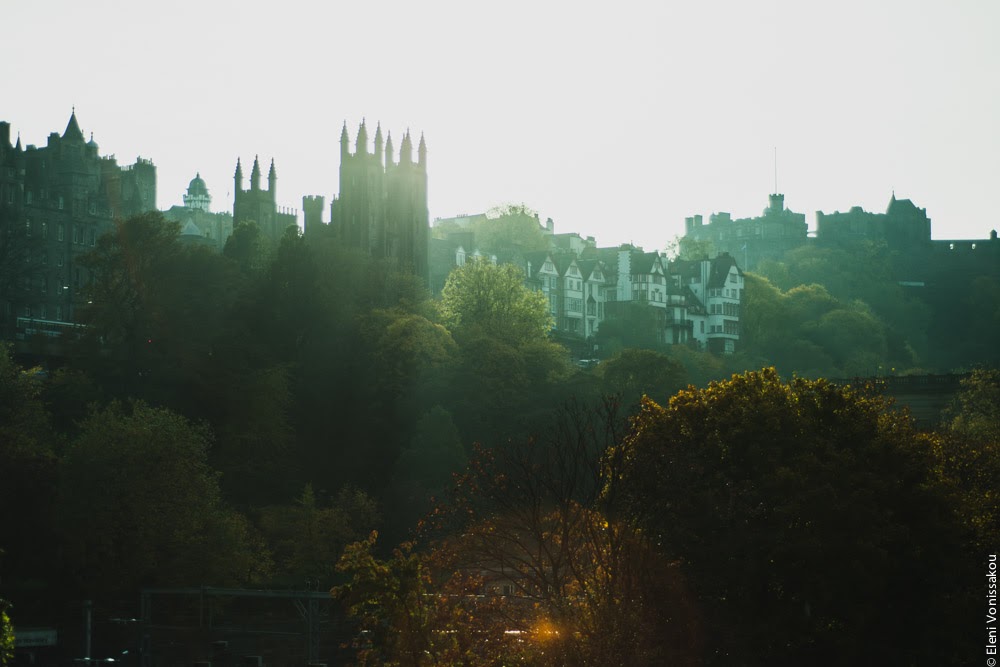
top-left (618, 369), bottom-right (974, 665)
top-left (337, 400), bottom-right (701, 666)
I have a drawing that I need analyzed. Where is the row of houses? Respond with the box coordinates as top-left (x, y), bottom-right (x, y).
top-left (432, 217), bottom-right (744, 355)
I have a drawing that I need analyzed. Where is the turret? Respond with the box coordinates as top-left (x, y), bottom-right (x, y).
top-left (268, 158), bottom-right (277, 198)
top-left (400, 130), bottom-right (413, 165)
top-left (385, 131), bottom-right (394, 166)
top-left (250, 155), bottom-right (261, 191)
top-left (356, 119), bottom-right (368, 155)
top-left (374, 122), bottom-right (383, 163)
top-left (63, 108), bottom-right (84, 142)
top-left (417, 132), bottom-right (427, 169)
top-left (234, 158), bottom-right (244, 191)
top-left (340, 122), bottom-right (350, 159)
top-left (768, 193), bottom-right (784, 214)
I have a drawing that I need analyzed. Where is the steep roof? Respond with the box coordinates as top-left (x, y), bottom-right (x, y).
top-left (63, 110), bottom-right (84, 142)
top-left (707, 254), bottom-right (738, 289)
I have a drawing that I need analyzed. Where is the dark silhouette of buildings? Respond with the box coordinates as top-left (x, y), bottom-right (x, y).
top-left (684, 193), bottom-right (808, 271)
top-left (163, 173), bottom-right (233, 251)
top-left (303, 120), bottom-right (429, 282)
top-left (816, 193), bottom-right (931, 248)
top-left (0, 111), bottom-right (156, 339)
top-left (233, 155), bottom-right (297, 243)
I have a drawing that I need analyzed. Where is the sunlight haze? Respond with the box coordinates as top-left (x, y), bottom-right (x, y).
top-left (4, 0), bottom-right (997, 250)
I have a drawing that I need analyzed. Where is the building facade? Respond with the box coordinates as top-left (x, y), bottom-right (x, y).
top-left (303, 120), bottom-right (429, 282)
top-left (0, 111), bottom-right (156, 340)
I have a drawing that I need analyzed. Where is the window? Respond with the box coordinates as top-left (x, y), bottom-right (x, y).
top-left (25, 218), bottom-right (31, 236)
top-left (58, 224), bottom-right (64, 241)
top-left (57, 253), bottom-right (64, 268)
top-left (26, 190), bottom-right (32, 205)
top-left (58, 195), bottom-right (64, 210)
top-left (41, 221), bottom-right (47, 239)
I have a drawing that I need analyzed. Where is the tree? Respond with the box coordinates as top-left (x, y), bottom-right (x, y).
top-left (77, 212), bottom-right (244, 404)
top-left (474, 203), bottom-right (549, 255)
top-left (56, 401), bottom-right (271, 599)
top-left (257, 484), bottom-right (379, 589)
top-left (599, 348), bottom-right (688, 407)
top-left (618, 369), bottom-right (974, 665)
top-left (440, 259), bottom-right (552, 345)
top-left (933, 369), bottom-right (1000, 550)
top-left (0, 346), bottom-right (59, 586)
top-left (223, 219), bottom-right (269, 274)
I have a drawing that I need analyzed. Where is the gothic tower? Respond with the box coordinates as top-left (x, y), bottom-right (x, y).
top-left (321, 120), bottom-right (428, 282)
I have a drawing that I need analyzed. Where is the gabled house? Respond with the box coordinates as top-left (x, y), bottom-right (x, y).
top-left (668, 253), bottom-right (743, 354)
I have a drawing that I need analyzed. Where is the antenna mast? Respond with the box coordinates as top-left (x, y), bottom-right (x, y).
top-left (773, 146), bottom-right (778, 194)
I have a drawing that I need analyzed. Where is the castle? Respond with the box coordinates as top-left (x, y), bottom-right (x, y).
top-left (303, 120), bottom-right (429, 281)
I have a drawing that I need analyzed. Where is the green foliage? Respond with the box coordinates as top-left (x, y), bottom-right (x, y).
top-left (0, 346), bottom-right (59, 586)
top-left (77, 212), bottom-right (246, 405)
top-left (473, 203), bottom-right (549, 255)
top-left (258, 485), bottom-right (379, 589)
top-left (755, 242), bottom-right (931, 370)
top-left (619, 369), bottom-right (973, 665)
top-left (740, 274), bottom-right (896, 377)
top-left (441, 259), bottom-right (553, 345)
top-left (599, 347), bottom-right (688, 406)
top-left (56, 401), bottom-right (271, 597)
top-left (223, 219), bottom-right (270, 274)
top-left (933, 369), bottom-right (1000, 549)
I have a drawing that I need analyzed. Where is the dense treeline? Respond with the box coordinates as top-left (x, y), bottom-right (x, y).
top-left (1, 213), bottom-right (997, 665)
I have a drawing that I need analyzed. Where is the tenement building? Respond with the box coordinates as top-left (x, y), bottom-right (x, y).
top-left (303, 120), bottom-right (429, 282)
top-left (0, 111), bottom-right (156, 340)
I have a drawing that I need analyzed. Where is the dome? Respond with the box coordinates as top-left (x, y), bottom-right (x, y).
top-left (187, 172), bottom-right (209, 197)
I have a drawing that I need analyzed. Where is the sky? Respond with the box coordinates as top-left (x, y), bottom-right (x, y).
top-left (3, 0), bottom-right (998, 251)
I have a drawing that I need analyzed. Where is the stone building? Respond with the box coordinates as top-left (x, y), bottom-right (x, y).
top-left (683, 193), bottom-right (808, 271)
top-left (303, 120), bottom-right (429, 282)
top-left (0, 111), bottom-right (156, 339)
top-left (816, 193), bottom-right (931, 249)
top-left (232, 156), bottom-right (298, 244)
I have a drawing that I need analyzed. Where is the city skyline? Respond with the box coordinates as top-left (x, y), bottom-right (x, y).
top-left (3, 0), bottom-right (997, 250)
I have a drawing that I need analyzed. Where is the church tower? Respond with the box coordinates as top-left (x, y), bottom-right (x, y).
top-left (318, 121), bottom-right (428, 282)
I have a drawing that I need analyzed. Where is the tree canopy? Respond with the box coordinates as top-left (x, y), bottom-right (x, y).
top-left (617, 368), bottom-right (973, 665)
top-left (440, 259), bottom-right (552, 345)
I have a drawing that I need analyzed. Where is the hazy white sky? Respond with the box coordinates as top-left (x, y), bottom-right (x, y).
top-left (3, 0), bottom-right (998, 250)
